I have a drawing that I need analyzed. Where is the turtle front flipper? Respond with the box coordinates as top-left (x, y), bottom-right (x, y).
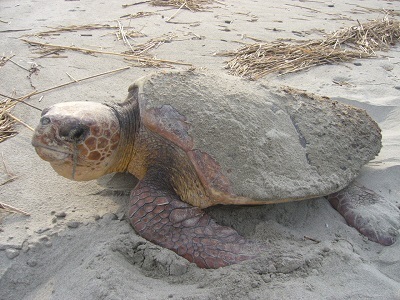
top-left (327, 184), bottom-right (400, 246)
top-left (128, 177), bottom-right (262, 269)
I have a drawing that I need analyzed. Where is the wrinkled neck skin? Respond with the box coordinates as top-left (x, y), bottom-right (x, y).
top-left (107, 93), bottom-right (140, 175)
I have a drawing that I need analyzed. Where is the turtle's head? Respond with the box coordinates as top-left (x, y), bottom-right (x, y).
top-left (32, 102), bottom-right (121, 181)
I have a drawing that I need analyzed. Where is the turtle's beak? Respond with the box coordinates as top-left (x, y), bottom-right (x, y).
top-left (32, 139), bottom-right (70, 162)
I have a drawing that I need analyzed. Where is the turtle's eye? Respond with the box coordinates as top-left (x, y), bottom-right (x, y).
top-left (40, 117), bottom-right (51, 125)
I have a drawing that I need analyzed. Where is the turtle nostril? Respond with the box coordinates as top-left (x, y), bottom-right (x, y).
top-left (41, 117), bottom-right (51, 125)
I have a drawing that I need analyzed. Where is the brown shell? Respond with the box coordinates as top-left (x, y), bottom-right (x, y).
top-left (131, 71), bottom-right (382, 205)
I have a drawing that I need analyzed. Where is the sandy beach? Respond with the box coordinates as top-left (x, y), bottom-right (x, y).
top-left (1, 0), bottom-right (400, 299)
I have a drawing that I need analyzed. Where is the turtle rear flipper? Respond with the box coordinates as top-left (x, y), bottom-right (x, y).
top-left (328, 184), bottom-right (400, 246)
top-left (128, 173), bottom-right (262, 268)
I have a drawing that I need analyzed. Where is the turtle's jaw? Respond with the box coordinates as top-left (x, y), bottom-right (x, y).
top-left (32, 140), bottom-right (78, 179)
top-left (32, 139), bottom-right (100, 181)
top-left (32, 141), bottom-right (95, 181)
top-left (32, 141), bottom-right (70, 162)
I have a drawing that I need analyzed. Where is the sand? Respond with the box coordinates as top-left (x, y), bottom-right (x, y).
top-left (0, 0), bottom-right (399, 299)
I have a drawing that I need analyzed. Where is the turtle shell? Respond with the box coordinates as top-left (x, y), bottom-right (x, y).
top-left (132, 71), bottom-right (381, 205)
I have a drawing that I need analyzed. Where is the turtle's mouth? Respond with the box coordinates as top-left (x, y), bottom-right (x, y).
top-left (32, 140), bottom-right (72, 162)
top-left (32, 140), bottom-right (84, 180)
top-left (32, 138), bottom-right (89, 180)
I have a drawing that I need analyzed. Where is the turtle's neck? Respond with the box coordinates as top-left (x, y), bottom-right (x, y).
top-left (107, 89), bottom-right (140, 173)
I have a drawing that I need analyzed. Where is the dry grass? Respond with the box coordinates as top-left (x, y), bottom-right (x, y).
top-left (0, 93), bottom-right (40, 143)
top-left (120, 11), bottom-right (157, 19)
top-left (220, 18), bottom-right (400, 79)
top-left (150, 0), bottom-right (215, 11)
top-left (29, 24), bottom-right (119, 37)
top-left (21, 37), bottom-right (191, 68)
top-left (0, 202), bottom-right (30, 215)
top-left (221, 41), bottom-right (372, 79)
top-left (0, 98), bottom-right (17, 143)
top-left (123, 33), bottom-right (177, 55)
top-left (22, 20), bottom-right (188, 65)
top-left (27, 23), bottom-right (146, 41)
top-left (0, 55), bottom-right (15, 68)
top-left (323, 18), bottom-right (400, 53)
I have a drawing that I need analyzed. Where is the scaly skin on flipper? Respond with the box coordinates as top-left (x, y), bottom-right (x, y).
top-left (327, 184), bottom-right (400, 246)
top-left (129, 171), bottom-right (261, 268)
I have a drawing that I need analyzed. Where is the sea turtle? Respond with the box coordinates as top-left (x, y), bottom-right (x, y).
top-left (32, 71), bottom-right (399, 268)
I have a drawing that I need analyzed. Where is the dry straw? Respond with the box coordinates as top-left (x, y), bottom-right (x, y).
top-left (220, 18), bottom-right (400, 79)
top-left (29, 24), bottom-right (120, 37)
top-left (124, 34), bottom-right (177, 55)
top-left (22, 20), bottom-right (190, 66)
top-left (29, 23), bottom-right (146, 40)
top-left (21, 38), bottom-right (190, 67)
top-left (0, 98), bottom-right (18, 143)
top-left (323, 18), bottom-right (400, 53)
top-left (122, 0), bottom-right (216, 11)
top-left (150, 0), bottom-right (215, 11)
top-left (0, 57), bottom-right (18, 143)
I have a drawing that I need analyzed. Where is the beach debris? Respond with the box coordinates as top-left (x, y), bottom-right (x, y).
top-left (0, 97), bottom-right (18, 143)
top-left (0, 202), bottom-right (30, 216)
top-left (141, 0), bottom-right (216, 11)
top-left (122, 0), bottom-right (217, 11)
top-left (323, 18), bottom-right (400, 53)
top-left (28, 23), bottom-right (120, 37)
top-left (0, 55), bottom-right (15, 68)
top-left (219, 17), bottom-right (400, 79)
top-left (21, 38), bottom-right (191, 67)
top-left (120, 11), bottom-right (157, 19)
top-left (123, 33), bottom-right (177, 55)
top-left (28, 22), bottom-right (146, 40)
